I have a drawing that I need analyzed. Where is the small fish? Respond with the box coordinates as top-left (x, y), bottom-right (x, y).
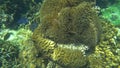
top-left (30, 22), bottom-right (38, 31)
top-left (4, 33), bottom-right (12, 40)
top-left (17, 17), bottom-right (29, 24)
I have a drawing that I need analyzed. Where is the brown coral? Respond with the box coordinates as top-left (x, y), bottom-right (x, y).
top-left (32, 0), bottom-right (102, 67)
top-left (52, 47), bottom-right (87, 68)
top-left (36, 1), bottom-right (101, 49)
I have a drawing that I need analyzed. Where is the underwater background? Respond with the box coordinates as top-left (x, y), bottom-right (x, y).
top-left (0, 0), bottom-right (120, 68)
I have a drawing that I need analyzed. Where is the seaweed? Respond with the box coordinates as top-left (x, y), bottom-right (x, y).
top-left (0, 39), bottom-right (20, 68)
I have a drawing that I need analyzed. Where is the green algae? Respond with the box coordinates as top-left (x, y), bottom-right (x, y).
top-left (0, 39), bottom-right (20, 68)
top-left (101, 2), bottom-right (120, 26)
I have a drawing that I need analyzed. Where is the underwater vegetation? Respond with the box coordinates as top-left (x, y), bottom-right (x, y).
top-left (88, 21), bottom-right (120, 68)
top-left (0, 0), bottom-right (42, 29)
top-left (0, 27), bottom-right (33, 67)
top-left (0, 28), bottom-right (32, 45)
top-left (0, 0), bottom-right (120, 68)
top-left (31, 0), bottom-right (111, 68)
top-left (31, 0), bottom-right (120, 68)
top-left (100, 1), bottom-right (120, 27)
top-left (32, 0), bottom-right (100, 67)
top-left (0, 39), bottom-right (20, 68)
top-left (39, 0), bottom-right (101, 48)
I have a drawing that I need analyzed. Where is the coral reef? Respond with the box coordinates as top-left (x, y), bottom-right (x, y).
top-left (32, 0), bottom-right (102, 68)
top-left (0, 39), bottom-right (20, 68)
top-left (32, 34), bottom-right (55, 58)
top-left (21, 20), bottom-right (120, 68)
top-left (32, 33), bottom-right (88, 68)
top-left (52, 46), bottom-right (87, 68)
top-left (19, 39), bottom-right (43, 68)
top-left (0, 28), bottom-right (32, 46)
top-left (117, 28), bottom-right (120, 44)
top-left (19, 38), bottom-right (63, 68)
top-left (0, 27), bottom-right (33, 68)
top-left (31, 0), bottom-right (120, 68)
top-left (38, 0), bottom-right (101, 48)
top-left (39, 0), bottom-right (96, 19)
top-left (0, 0), bottom-right (42, 29)
top-left (88, 21), bottom-right (120, 68)
top-left (1, 0), bottom-right (120, 68)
